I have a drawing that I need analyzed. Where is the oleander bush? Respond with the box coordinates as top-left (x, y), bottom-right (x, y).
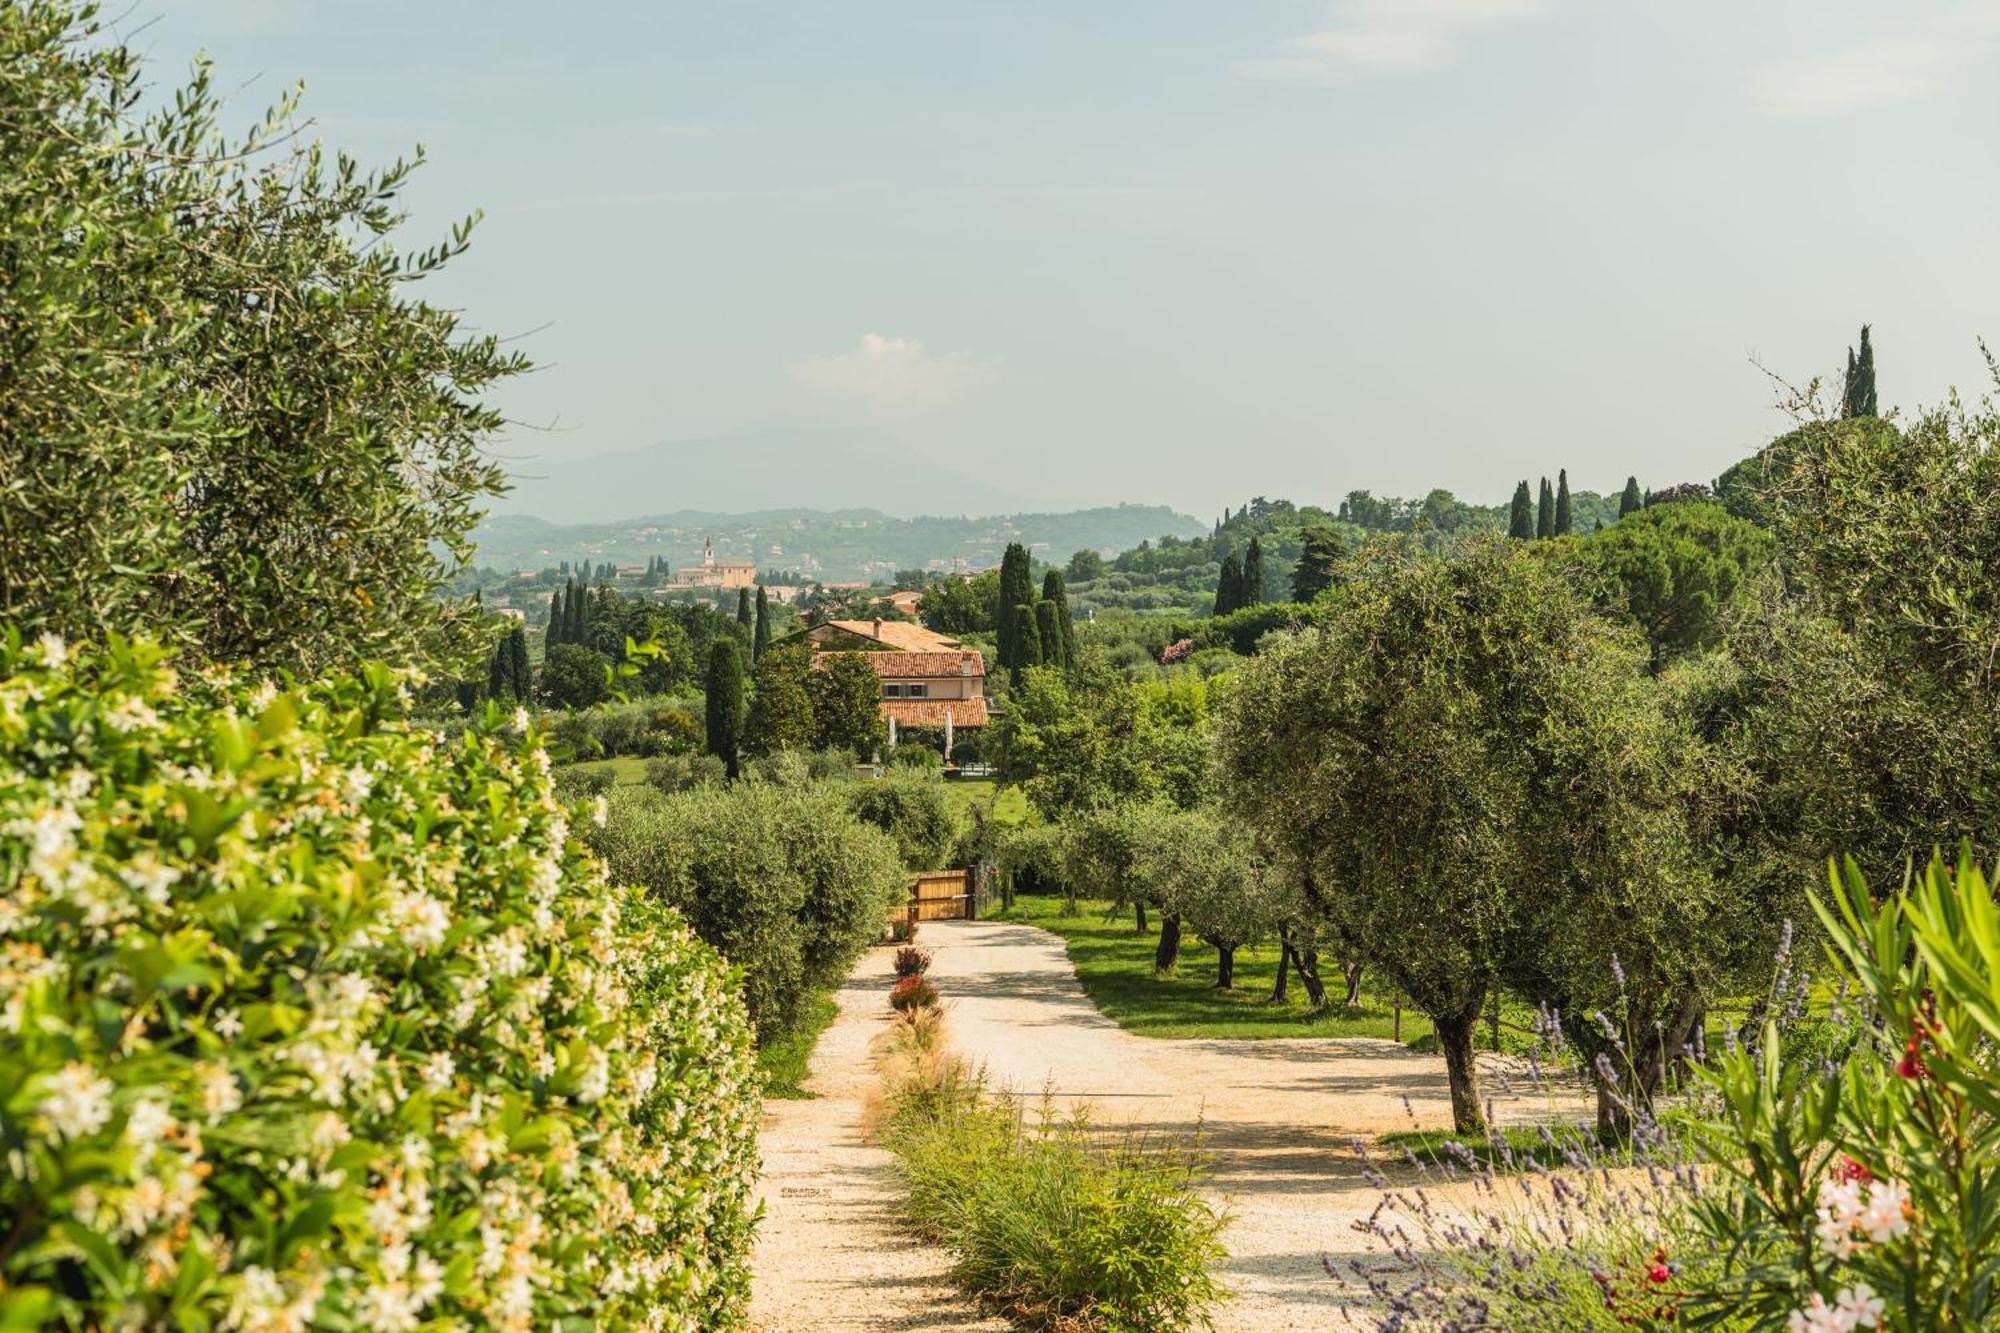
top-left (0, 634), bottom-right (760, 1329)
top-left (592, 781), bottom-right (905, 1045)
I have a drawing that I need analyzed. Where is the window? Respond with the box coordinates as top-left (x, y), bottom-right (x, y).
top-left (905, 683), bottom-right (928, 699)
top-left (882, 684), bottom-right (903, 698)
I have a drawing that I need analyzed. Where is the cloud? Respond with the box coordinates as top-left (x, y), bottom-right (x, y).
top-left (1234, 0), bottom-right (1546, 83)
top-left (1753, 2), bottom-right (2000, 118)
top-left (788, 334), bottom-right (999, 413)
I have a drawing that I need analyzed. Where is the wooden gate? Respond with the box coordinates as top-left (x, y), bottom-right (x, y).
top-left (908, 869), bottom-right (976, 922)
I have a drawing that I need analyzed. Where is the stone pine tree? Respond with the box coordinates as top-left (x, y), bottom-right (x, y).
top-left (1242, 538), bottom-right (1267, 608)
top-left (753, 586), bottom-right (771, 662)
top-left (1040, 569), bottom-right (1077, 669)
top-left (1620, 476), bottom-right (1643, 518)
top-left (704, 639), bottom-right (747, 779)
top-left (1509, 481), bottom-right (1535, 538)
top-left (1842, 324), bottom-right (1878, 419)
top-left (1554, 469), bottom-right (1573, 536)
top-left (997, 543), bottom-right (1034, 666)
top-left (1214, 551), bottom-right (1244, 616)
top-left (1536, 477), bottom-right (1555, 539)
top-left (1008, 603), bottom-right (1042, 686)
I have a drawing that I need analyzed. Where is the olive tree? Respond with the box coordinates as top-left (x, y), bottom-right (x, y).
top-left (1215, 541), bottom-right (1706, 1134)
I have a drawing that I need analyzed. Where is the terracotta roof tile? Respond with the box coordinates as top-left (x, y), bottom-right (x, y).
top-left (882, 698), bottom-right (988, 728)
top-left (819, 620), bottom-right (963, 652)
top-left (819, 651), bottom-right (982, 679)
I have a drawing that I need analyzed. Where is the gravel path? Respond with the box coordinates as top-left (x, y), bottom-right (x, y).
top-left (751, 917), bottom-right (1575, 1331)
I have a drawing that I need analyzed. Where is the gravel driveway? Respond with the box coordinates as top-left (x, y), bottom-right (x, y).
top-left (751, 917), bottom-right (1573, 1331)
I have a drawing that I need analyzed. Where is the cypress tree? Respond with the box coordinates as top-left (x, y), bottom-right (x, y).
top-left (546, 589), bottom-right (565, 647)
top-left (567, 580), bottom-right (586, 646)
top-left (508, 626), bottom-right (531, 699)
top-left (1034, 601), bottom-right (1062, 674)
top-left (1554, 469), bottom-right (1572, 536)
top-left (1215, 552), bottom-right (1243, 616)
top-left (486, 637), bottom-right (507, 700)
top-left (1508, 481), bottom-right (1534, 538)
top-left (1619, 476), bottom-right (1642, 518)
top-left (1842, 324), bottom-right (1878, 418)
top-left (753, 586), bottom-right (771, 662)
top-left (1536, 477), bottom-right (1554, 539)
top-left (997, 543), bottom-right (1034, 666)
top-left (704, 639), bottom-right (746, 779)
top-left (1009, 602), bottom-right (1042, 685)
top-left (1040, 569), bottom-right (1076, 669)
top-left (1242, 538), bottom-right (1266, 608)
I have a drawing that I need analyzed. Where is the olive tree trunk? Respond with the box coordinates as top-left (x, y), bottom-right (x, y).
top-left (1153, 912), bottom-right (1183, 973)
top-left (1433, 1005), bottom-right (1488, 1136)
top-left (1269, 925), bottom-right (1292, 1003)
top-left (1215, 944), bottom-right (1235, 989)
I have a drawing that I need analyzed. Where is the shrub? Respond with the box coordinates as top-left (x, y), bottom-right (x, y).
top-left (849, 772), bottom-right (958, 869)
top-left (894, 947), bottom-right (933, 977)
top-left (592, 781), bottom-right (905, 1045)
top-left (888, 743), bottom-right (940, 771)
top-left (874, 1022), bottom-right (1226, 1332)
top-left (645, 751), bottom-right (729, 794)
top-left (889, 975), bottom-right (940, 1012)
top-left (0, 636), bottom-right (759, 1329)
top-left (552, 761), bottom-right (617, 799)
top-left (888, 917), bottom-right (920, 944)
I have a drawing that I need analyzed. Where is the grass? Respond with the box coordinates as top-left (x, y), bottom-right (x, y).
top-left (986, 893), bottom-right (1437, 1043)
top-left (940, 777), bottom-right (1029, 832)
top-left (1379, 1125), bottom-right (1611, 1170)
top-left (757, 986), bottom-right (841, 1099)
top-left (563, 755), bottom-right (650, 786)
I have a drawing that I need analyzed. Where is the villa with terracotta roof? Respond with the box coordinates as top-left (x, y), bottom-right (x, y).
top-left (796, 618), bottom-right (988, 733)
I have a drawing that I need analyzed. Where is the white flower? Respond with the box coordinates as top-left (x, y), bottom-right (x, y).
top-left (103, 696), bottom-right (161, 733)
top-left (591, 794), bottom-right (609, 827)
top-left (420, 1051), bottom-right (455, 1093)
top-left (510, 706), bottom-right (530, 734)
top-left (248, 680), bottom-right (279, 712)
top-left (1858, 1179), bottom-right (1910, 1244)
top-left (342, 764), bottom-right (376, 805)
top-left (123, 1099), bottom-right (175, 1157)
top-left (577, 1050), bottom-right (610, 1103)
top-left (38, 1062), bottom-right (113, 1141)
top-left (122, 853), bottom-right (182, 906)
top-left (198, 1061), bottom-right (243, 1121)
top-left (212, 1007), bottom-right (244, 1040)
top-left (386, 890), bottom-right (451, 952)
top-left (34, 632), bottom-right (67, 669)
top-left (221, 1264), bottom-right (324, 1332)
top-left (1837, 1284), bottom-right (1884, 1328)
top-left (1786, 1293), bottom-right (1847, 1333)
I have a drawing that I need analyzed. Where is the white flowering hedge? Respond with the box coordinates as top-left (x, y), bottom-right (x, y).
top-left (0, 635), bottom-right (759, 1329)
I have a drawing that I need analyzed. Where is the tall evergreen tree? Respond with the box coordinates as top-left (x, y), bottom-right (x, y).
top-left (1508, 481), bottom-right (1535, 538)
top-left (1619, 476), bottom-right (1643, 518)
top-left (1009, 602), bottom-right (1042, 686)
top-left (753, 586), bottom-right (771, 662)
top-left (546, 589), bottom-right (565, 648)
top-left (1554, 469), bottom-right (1573, 536)
top-left (1536, 477), bottom-right (1554, 539)
top-left (997, 543), bottom-right (1034, 666)
top-left (1040, 569), bottom-right (1077, 669)
top-left (736, 587), bottom-right (753, 635)
top-left (1291, 526), bottom-right (1344, 601)
top-left (704, 639), bottom-right (747, 780)
top-left (1242, 538), bottom-right (1267, 608)
top-left (1034, 601), bottom-right (1063, 675)
top-left (486, 636), bottom-right (508, 700)
top-left (1842, 323), bottom-right (1878, 419)
top-left (1214, 551), bottom-right (1244, 616)
top-left (507, 626), bottom-right (531, 699)
top-left (566, 580), bottom-right (586, 645)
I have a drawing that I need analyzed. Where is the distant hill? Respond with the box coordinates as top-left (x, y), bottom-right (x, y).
top-left (468, 505), bottom-right (1207, 583)
top-left (492, 424), bottom-right (1038, 524)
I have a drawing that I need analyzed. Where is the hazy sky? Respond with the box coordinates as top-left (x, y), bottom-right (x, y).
top-left (138, 1), bottom-right (2000, 517)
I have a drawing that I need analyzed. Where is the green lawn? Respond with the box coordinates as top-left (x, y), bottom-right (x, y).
top-left (940, 778), bottom-right (1029, 832)
top-left (985, 893), bottom-right (1435, 1043)
top-left (758, 987), bottom-right (841, 1099)
top-left (564, 755), bottom-right (650, 786)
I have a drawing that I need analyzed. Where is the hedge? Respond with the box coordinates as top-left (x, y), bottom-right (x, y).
top-left (592, 781), bottom-right (906, 1045)
top-left (0, 634), bottom-right (759, 1329)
